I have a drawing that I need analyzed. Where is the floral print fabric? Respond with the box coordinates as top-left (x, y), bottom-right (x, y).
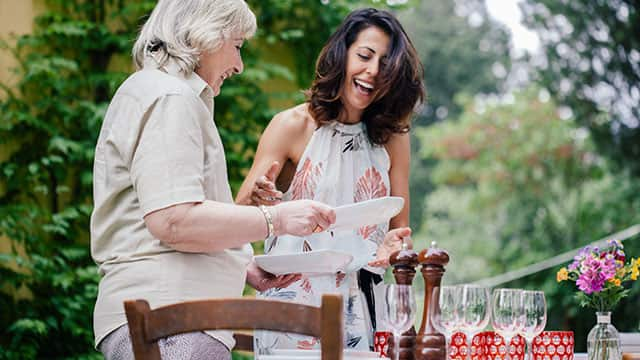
top-left (257, 121), bottom-right (391, 353)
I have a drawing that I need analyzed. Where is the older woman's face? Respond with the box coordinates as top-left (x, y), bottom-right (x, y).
top-left (341, 26), bottom-right (390, 123)
top-left (196, 37), bottom-right (245, 96)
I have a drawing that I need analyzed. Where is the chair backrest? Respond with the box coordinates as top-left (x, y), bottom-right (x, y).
top-left (124, 294), bottom-right (343, 360)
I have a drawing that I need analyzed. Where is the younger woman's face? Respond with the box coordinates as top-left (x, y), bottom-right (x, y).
top-left (341, 26), bottom-right (390, 123)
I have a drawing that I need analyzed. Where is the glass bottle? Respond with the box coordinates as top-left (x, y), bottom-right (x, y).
top-left (587, 311), bottom-right (622, 360)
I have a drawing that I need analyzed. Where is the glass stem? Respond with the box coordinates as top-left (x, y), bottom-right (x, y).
top-left (444, 336), bottom-right (449, 360)
top-left (526, 338), bottom-right (533, 360)
top-left (466, 333), bottom-right (472, 360)
top-left (504, 337), bottom-right (511, 360)
top-left (394, 331), bottom-right (400, 360)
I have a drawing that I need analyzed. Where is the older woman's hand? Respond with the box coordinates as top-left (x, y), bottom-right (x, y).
top-left (368, 227), bottom-right (412, 268)
top-left (251, 161), bottom-right (283, 206)
top-left (271, 200), bottom-right (335, 237)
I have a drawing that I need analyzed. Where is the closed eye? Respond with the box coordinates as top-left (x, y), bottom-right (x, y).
top-left (357, 53), bottom-right (371, 60)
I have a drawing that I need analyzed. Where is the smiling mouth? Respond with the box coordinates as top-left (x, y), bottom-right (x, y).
top-left (353, 78), bottom-right (374, 95)
top-left (219, 72), bottom-right (232, 84)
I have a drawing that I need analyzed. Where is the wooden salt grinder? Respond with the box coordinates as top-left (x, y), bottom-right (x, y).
top-left (414, 241), bottom-right (450, 360)
top-left (389, 242), bottom-right (419, 360)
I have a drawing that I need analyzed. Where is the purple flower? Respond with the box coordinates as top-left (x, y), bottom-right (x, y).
top-left (576, 255), bottom-right (617, 294)
top-left (570, 246), bottom-right (593, 271)
top-left (607, 239), bottom-right (623, 250)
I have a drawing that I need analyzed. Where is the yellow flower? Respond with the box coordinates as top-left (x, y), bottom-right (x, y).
top-left (608, 278), bottom-right (621, 286)
top-left (630, 258), bottom-right (640, 280)
top-left (557, 267), bottom-right (568, 282)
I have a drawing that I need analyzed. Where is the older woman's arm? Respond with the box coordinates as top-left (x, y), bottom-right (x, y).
top-left (144, 199), bottom-right (334, 253)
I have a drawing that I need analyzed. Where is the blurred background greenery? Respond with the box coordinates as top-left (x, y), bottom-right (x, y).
top-left (0, 0), bottom-right (638, 358)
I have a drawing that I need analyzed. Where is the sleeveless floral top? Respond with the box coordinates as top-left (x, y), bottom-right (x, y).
top-left (257, 121), bottom-right (391, 352)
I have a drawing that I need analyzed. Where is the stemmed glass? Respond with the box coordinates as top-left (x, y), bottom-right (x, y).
top-left (518, 290), bottom-right (547, 360)
top-left (459, 285), bottom-right (491, 360)
top-left (384, 284), bottom-right (417, 360)
top-left (491, 288), bottom-right (523, 359)
top-left (430, 285), bottom-right (462, 360)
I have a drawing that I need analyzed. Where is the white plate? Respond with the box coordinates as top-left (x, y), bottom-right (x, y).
top-left (329, 196), bottom-right (404, 232)
top-left (254, 249), bottom-right (353, 275)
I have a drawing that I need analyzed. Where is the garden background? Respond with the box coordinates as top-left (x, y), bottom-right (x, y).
top-left (1, 0), bottom-right (639, 358)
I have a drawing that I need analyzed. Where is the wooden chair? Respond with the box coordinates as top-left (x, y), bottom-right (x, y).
top-left (124, 294), bottom-right (343, 360)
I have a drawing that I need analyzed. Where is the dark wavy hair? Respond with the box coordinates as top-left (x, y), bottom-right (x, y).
top-left (306, 8), bottom-right (425, 145)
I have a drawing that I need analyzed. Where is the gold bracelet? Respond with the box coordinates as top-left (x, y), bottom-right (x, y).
top-left (259, 205), bottom-right (274, 239)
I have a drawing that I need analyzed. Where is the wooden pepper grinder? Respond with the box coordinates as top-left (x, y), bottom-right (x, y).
top-left (414, 241), bottom-right (449, 360)
top-left (389, 240), bottom-right (419, 360)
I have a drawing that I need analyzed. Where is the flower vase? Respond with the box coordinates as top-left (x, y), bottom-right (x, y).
top-left (587, 312), bottom-right (622, 360)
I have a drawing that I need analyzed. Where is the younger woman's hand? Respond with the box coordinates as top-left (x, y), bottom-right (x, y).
top-left (251, 161), bottom-right (283, 206)
top-left (246, 259), bottom-right (300, 292)
top-left (368, 227), bottom-right (412, 268)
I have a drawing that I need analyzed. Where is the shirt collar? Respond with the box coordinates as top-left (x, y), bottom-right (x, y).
top-left (143, 56), bottom-right (215, 112)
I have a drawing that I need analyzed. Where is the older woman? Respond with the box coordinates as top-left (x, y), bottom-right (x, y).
top-left (91, 1), bottom-right (334, 359)
top-left (237, 8), bottom-right (425, 351)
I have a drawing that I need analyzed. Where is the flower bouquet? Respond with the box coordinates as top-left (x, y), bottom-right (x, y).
top-left (556, 239), bottom-right (639, 311)
top-left (556, 239), bottom-right (639, 360)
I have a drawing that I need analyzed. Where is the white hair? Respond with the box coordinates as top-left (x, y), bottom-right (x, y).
top-left (132, 0), bottom-right (257, 73)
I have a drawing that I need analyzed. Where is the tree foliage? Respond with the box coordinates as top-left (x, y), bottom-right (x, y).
top-left (417, 87), bottom-right (640, 349)
top-left (521, 0), bottom-right (640, 176)
top-left (0, 1), bottom-right (153, 357)
top-left (397, 0), bottom-right (512, 230)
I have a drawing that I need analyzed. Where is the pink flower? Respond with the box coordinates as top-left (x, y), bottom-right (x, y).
top-left (576, 255), bottom-right (617, 294)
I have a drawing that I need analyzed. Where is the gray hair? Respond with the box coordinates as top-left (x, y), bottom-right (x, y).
top-left (132, 0), bottom-right (257, 73)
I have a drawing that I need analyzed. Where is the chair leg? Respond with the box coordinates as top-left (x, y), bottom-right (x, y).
top-left (320, 295), bottom-right (343, 360)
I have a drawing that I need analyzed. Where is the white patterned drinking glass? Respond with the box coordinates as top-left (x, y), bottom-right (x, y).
top-left (430, 286), bottom-right (462, 360)
top-left (518, 290), bottom-right (547, 360)
top-left (459, 285), bottom-right (491, 360)
top-left (384, 284), bottom-right (416, 360)
top-left (491, 288), bottom-right (523, 359)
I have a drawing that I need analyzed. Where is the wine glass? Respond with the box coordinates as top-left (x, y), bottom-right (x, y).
top-left (491, 288), bottom-right (523, 359)
top-left (384, 284), bottom-right (417, 360)
top-left (518, 290), bottom-right (547, 360)
top-left (430, 285), bottom-right (462, 360)
top-left (459, 285), bottom-right (491, 360)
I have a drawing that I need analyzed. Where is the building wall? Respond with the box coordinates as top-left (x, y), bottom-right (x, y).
top-left (0, 0), bottom-right (42, 87)
top-left (0, 0), bottom-right (40, 256)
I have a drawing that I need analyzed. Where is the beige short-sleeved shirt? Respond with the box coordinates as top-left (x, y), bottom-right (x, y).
top-left (90, 58), bottom-right (253, 350)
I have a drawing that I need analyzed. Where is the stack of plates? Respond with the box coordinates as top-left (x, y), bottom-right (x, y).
top-left (254, 249), bottom-right (353, 275)
top-left (254, 196), bottom-right (405, 275)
